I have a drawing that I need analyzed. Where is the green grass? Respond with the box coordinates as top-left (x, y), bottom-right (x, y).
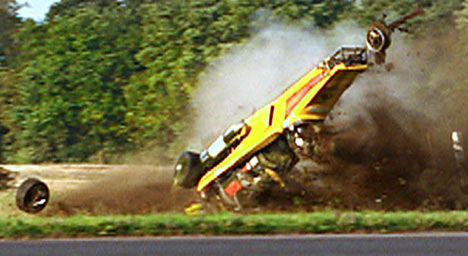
top-left (1, 211), bottom-right (468, 239)
top-left (2, 189), bottom-right (468, 238)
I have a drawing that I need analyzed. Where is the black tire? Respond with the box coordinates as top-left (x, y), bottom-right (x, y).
top-left (16, 178), bottom-right (49, 214)
top-left (173, 151), bottom-right (204, 189)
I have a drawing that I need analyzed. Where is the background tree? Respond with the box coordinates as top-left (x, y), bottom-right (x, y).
top-left (352, 0), bottom-right (465, 33)
top-left (0, 0), bottom-right (22, 161)
top-left (11, 4), bottom-right (142, 162)
top-left (0, 0), bottom-right (21, 67)
top-left (46, 0), bottom-right (114, 19)
top-left (124, 0), bottom-right (354, 149)
top-left (456, 0), bottom-right (468, 55)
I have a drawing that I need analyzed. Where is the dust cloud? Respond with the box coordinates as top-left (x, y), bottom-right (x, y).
top-left (44, 165), bottom-right (196, 216)
top-left (48, 20), bottom-right (468, 215)
top-left (188, 22), bottom-right (366, 149)
top-left (312, 29), bottom-right (468, 210)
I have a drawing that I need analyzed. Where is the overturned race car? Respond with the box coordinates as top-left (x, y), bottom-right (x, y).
top-left (173, 10), bottom-right (423, 211)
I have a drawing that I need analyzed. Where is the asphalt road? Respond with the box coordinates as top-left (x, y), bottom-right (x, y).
top-left (1, 233), bottom-right (468, 256)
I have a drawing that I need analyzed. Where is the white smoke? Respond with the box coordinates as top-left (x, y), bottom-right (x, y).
top-left (189, 22), bottom-right (367, 149)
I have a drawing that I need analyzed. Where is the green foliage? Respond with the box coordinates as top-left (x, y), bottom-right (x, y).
top-left (12, 4), bottom-right (142, 162)
top-left (9, 0), bottom-right (353, 162)
top-left (124, 0), bottom-right (353, 148)
top-left (0, 68), bottom-right (17, 162)
top-left (353, 0), bottom-right (465, 33)
top-left (266, 0), bottom-right (354, 27)
top-left (124, 1), bottom-right (251, 146)
top-left (456, 0), bottom-right (468, 46)
top-left (0, 0), bottom-right (21, 67)
top-left (0, 0), bottom-right (22, 161)
top-left (46, 0), bottom-right (145, 20)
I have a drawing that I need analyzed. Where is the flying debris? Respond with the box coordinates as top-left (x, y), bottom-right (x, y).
top-left (16, 178), bottom-right (50, 214)
top-left (173, 9), bottom-right (423, 211)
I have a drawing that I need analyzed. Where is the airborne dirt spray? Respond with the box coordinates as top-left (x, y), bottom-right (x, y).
top-left (43, 165), bottom-right (197, 216)
top-left (48, 21), bottom-right (468, 215)
top-left (322, 29), bottom-right (468, 210)
top-left (189, 21), bottom-right (468, 210)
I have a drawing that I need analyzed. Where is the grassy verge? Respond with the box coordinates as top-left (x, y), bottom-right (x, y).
top-left (1, 211), bottom-right (468, 238)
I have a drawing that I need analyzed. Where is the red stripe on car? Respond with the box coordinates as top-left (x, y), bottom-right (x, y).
top-left (285, 73), bottom-right (324, 117)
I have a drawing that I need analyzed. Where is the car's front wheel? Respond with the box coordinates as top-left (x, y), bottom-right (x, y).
top-left (173, 151), bottom-right (204, 188)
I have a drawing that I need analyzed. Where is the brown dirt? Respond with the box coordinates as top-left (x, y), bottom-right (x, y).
top-left (42, 165), bottom-right (196, 216)
top-left (0, 164), bottom-right (196, 216)
top-left (264, 91), bottom-right (468, 211)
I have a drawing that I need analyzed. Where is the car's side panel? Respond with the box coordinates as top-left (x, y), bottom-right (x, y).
top-left (286, 64), bottom-right (366, 125)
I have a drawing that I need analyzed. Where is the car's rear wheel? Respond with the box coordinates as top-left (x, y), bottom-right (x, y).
top-left (16, 178), bottom-right (49, 214)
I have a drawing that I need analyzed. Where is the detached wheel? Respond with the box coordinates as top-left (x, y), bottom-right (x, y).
top-left (16, 178), bottom-right (49, 214)
top-left (173, 151), bottom-right (204, 188)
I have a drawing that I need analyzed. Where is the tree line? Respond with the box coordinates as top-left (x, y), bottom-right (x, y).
top-left (0, 0), bottom-right (466, 163)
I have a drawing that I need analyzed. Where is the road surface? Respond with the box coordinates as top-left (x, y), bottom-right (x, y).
top-left (1, 233), bottom-right (468, 256)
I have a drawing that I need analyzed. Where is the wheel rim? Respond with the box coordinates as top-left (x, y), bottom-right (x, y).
top-left (24, 184), bottom-right (49, 213)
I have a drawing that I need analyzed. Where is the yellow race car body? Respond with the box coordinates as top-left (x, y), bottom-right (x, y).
top-left (197, 57), bottom-right (367, 191)
top-left (173, 9), bottom-right (422, 210)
